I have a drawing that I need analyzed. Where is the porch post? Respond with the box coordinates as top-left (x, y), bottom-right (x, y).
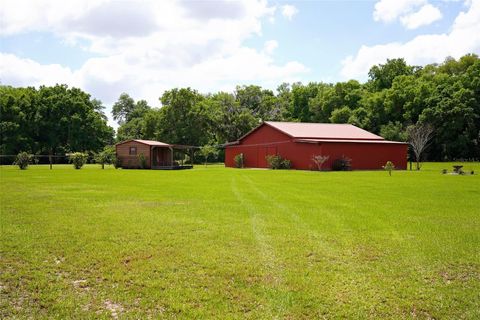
top-left (150, 146), bottom-right (153, 168)
top-left (169, 146), bottom-right (174, 167)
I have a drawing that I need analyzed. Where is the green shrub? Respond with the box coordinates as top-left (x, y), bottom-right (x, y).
top-left (95, 146), bottom-right (116, 169)
top-left (266, 154), bottom-right (291, 169)
top-left (266, 154), bottom-right (281, 169)
top-left (281, 158), bottom-right (291, 169)
top-left (332, 156), bottom-right (352, 171)
top-left (382, 161), bottom-right (395, 176)
top-left (234, 153), bottom-right (244, 168)
top-left (138, 153), bottom-right (147, 169)
top-left (14, 152), bottom-right (31, 170)
top-left (69, 152), bottom-right (88, 169)
top-left (199, 145), bottom-right (219, 166)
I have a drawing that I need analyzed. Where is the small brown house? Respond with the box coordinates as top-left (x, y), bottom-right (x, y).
top-left (115, 139), bottom-right (194, 169)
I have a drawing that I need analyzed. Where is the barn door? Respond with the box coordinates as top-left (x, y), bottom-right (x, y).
top-left (257, 148), bottom-right (266, 167)
top-left (257, 146), bottom-right (277, 168)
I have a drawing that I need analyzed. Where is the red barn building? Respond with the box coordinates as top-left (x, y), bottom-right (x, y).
top-left (224, 121), bottom-right (408, 170)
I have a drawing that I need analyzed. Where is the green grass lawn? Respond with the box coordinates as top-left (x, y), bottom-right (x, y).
top-left (1, 163), bottom-right (479, 319)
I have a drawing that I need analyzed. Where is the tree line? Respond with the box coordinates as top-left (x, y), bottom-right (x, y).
top-left (0, 84), bottom-right (114, 159)
top-left (1, 54), bottom-right (479, 161)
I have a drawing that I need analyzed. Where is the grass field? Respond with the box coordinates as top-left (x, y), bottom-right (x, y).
top-left (1, 163), bottom-right (479, 319)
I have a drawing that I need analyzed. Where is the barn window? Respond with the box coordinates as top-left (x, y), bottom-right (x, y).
top-left (129, 147), bottom-right (137, 155)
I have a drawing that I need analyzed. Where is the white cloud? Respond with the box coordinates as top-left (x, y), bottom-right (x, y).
top-left (0, 0), bottom-right (308, 124)
top-left (400, 4), bottom-right (442, 29)
top-left (263, 40), bottom-right (278, 54)
top-left (0, 46), bottom-right (308, 130)
top-left (0, 53), bottom-right (77, 86)
top-left (373, 0), bottom-right (442, 29)
top-left (373, 0), bottom-right (426, 23)
top-left (342, 0), bottom-right (480, 79)
top-left (281, 4), bottom-right (298, 20)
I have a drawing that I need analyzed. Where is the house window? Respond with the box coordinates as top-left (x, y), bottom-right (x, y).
top-left (129, 146), bottom-right (137, 155)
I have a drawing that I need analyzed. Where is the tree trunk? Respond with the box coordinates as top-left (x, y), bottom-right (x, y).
top-left (102, 163), bottom-right (105, 169)
top-left (49, 151), bottom-right (52, 170)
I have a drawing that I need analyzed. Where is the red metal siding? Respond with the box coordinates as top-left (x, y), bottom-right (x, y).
top-left (225, 124), bottom-right (293, 168)
top-left (225, 124), bottom-right (408, 170)
top-left (319, 142), bottom-right (407, 170)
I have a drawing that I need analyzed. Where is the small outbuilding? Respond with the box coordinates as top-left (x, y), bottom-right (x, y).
top-left (115, 139), bottom-right (194, 169)
top-left (224, 121), bottom-right (408, 170)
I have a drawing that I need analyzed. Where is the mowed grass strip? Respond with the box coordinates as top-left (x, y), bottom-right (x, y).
top-left (1, 163), bottom-right (479, 319)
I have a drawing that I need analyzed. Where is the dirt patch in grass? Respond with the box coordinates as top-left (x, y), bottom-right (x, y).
top-left (439, 263), bottom-right (480, 284)
top-left (121, 253), bottom-right (153, 268)
top-left (103, 300), bottom-right (124, 319)
top-left (73, 279), bottom-right (90, 290)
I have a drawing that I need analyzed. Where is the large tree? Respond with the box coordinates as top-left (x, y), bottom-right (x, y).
top-left (113, 95), bottom-right (153, 141)
top-left (235, 85), bottom-right (285, 121)
top-left (112, 93), bottom-right (136, 125)
top-left (368, 58), bottom-right (414, 91)
top-left (290, 82), bottom-right (320, 122)
top-left (0, 84), bottom-right (114, 157)
top-left (209, 92), bottom-right (258, 143)
top-left (156, 88), bottom-right (212, 146)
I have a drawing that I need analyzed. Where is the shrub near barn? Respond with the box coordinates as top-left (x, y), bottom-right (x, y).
top-left (234, 153), bottom-right (244, 168)
top-left (332, 156), bottom-right (352, 171)
top-left (69, 153), bottom-right (88, 169)
top-left (266, 155), bottom-right (291, 169)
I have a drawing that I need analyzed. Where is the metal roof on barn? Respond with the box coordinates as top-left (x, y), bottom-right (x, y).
top-left (263, 121), bottom-right (384, 140)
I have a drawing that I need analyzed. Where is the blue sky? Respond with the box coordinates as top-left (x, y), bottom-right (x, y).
top-left (0, 0), bottom-right (478, 126)
top-left (249, 0), bottom-right (465, 81)
top-left (1, 32), bottom-right (96, 69)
